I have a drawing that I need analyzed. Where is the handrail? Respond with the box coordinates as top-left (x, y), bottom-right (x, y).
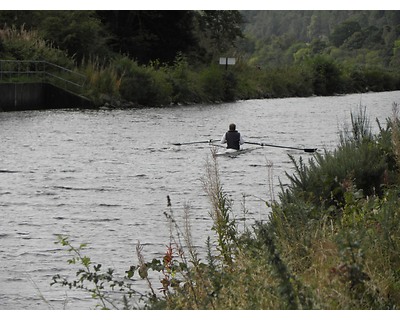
top-left (0, 60), bottom-right (87, 92)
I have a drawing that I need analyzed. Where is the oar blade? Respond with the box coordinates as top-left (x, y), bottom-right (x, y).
top-left (246, 141), bottom-right (317, 153)
top-left (304, 148), bottom-right (318, 153)
top-left (172, 139), bottom-right (217, 146)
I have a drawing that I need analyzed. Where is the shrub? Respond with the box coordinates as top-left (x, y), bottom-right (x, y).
top-left (52, 105), bottom-right (400, 310)
top-left (198, 64), bottom-right (225, 102)
top-left (307, 55), bottom-right (343, 95)
top-left (282, 107), bottom-right (390, 211)
top-left (164, 54), bottom-right (203, 104)
top-left (82, 57), bottom-right (122, 103)
top-left (118, 59), bottom-right (172, 107)
top-left (0, 25), bottom-right (74, 67)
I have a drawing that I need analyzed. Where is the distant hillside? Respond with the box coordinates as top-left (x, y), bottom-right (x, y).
top-left (241, 10), bottom-right (400, 42)
top-left (239, 10), bottom-right (400, 69)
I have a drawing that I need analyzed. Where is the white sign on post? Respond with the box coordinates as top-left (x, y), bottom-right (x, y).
top-left (219, 57), bottom-right (236, 66)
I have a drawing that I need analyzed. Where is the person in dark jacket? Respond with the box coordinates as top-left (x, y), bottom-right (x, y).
top-left (220, 123), bottom-right (244, 150)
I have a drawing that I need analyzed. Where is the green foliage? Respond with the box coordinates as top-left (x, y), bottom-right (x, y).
top-left (233, 63), bottom-right (265, 99)
top-left (255, 222), bottom-right (314, 309)
top-left (202, 152), bottom-right (239, 266)
top-left (117, 58), bottom-right (172, 107)
top-left (53, 107), bottom-right (400, 309)
top-left (197, 11), bottom-right (244, 56)
top-left (0, 25), bottom-right (73, 67)
top-left (282, 107), bottom-right (389, 210)
top-left (242, 11), bottom-right (400, 68)
top-left (96, 11), bottom-right (199, 65)
top-left (262, 107), bottom-right (400, 309)
top-left (330, 21), bottom-right (362, 47)
top-left (307, 55), bottom-right (343, 95)
top-left (164, 54), bottom-right (203, 104)
top-left (198, 64), bottom-right (225, 102)
top-left (391, 40), bottom-right (400, 69)
top-left (38, 11), bottom-right (109, 64)
top-left (2, 11), bottom-right (400, 107)
top-left (51, 236), bottom-right (143, 309)
top-left (82, 57), bottom-right (122, 103)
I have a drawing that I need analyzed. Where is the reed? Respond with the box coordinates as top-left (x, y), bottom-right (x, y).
top-left (51, 104), bottom-right (400, 309)
top-left (265, 105), bottom-right (400, 309)
top-left (390, 103), bottom-right (400, 169)
top-left (0, 25), bottom-right (73, 67)
top-left (81, 56), bottom-right (122, 103)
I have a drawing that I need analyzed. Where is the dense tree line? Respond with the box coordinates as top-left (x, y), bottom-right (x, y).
top-left (243, 11), bottom-right (400, 42)
top-left (0, 10), bottom-right (243, 65)
top-left (241, 10), bottom-right (400, 69)
top-left (3, 10), bottom-right (398, 69)
top-left (0, 10), bottom-right (399, 107)
top-left (96, 11), bottom-right (198, 64)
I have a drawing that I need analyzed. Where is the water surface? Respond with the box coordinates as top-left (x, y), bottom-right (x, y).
top-left (0, 91), bottom-right (399, 309)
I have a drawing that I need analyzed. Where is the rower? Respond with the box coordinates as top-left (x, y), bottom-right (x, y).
top-left (220, 123), bottom-right (244, 150)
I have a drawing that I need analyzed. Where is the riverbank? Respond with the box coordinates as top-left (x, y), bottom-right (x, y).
top-left (1, 25), bottom-right (399, 109)
top-left (51, 101), bottom-right (400, 309)
top-left (92, 54), bottom-right (400, 109)
top-left (1, 28), bottom-right (400, 108)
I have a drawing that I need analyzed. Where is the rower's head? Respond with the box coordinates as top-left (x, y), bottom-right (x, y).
top-left (229, 123), bottom-right (236, 131)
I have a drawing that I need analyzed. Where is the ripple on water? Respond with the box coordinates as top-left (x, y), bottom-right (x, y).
top-left (77, 217), bottom-right (121, 222)
top-left (0, 91), bottom-right (399, 309)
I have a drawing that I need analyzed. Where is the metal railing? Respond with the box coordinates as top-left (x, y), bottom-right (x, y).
top-left (0, 60), bottom-right (87, 94)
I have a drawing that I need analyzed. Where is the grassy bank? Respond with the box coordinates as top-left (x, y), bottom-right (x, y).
top-left (1, 25), bottom-right (400, 108)
top-left (52, 103), bottom-right (400, 309)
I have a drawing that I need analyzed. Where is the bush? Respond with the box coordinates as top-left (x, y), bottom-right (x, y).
top-left (233, 63), bottom-right (263, 99)
top-left (307, 55), bottom-right (343, 95)
top-left (261, 105), bottom-right (400, 309)
top-left (198, 64), bottom-right (225, 102)
top-left (364, 68), bottom-right (398, 92)
top-left (118, 59), bottom-right (172, 107)
top-left (52, 107), bottom-right (400, 309)
top-left (282, 107), bottom-right (390, 210)
top-left (164, 54), bottom-right (203, 104)
top-left (82, 57), bottom-right (122, 103)
top-left (0, 25), bottom-right (74, 67)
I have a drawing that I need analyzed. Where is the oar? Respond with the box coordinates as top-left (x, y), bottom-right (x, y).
top-left (246, 141), bottom-right (317, 153)
top-left (172, 139), bottom-right (217, 146)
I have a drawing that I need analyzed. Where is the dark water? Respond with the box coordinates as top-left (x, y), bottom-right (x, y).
top-left (0, 91), bottom-right (399, 309)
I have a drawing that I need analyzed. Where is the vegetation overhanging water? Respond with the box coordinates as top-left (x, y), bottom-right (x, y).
top-left (1, 11), bottom-right (399, 109)
top-left (1, 10), bottom-right (400, 309)
top-left (51, 103), bottom-right (400, 309)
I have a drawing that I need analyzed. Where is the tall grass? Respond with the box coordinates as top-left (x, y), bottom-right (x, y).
top-left (81, 57), bottom-right (122, 104)
top-left (266, 104), bottom-right (400, 309)
top-left (52, 105), bottom-right (400, 309)
top-left (2, 24), bottom-right (400, 107)
top-left (0, 25), bottom-right (73, 67)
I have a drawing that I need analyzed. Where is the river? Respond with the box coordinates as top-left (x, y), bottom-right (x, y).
top-left (0, 91), bottom-right (399, 309)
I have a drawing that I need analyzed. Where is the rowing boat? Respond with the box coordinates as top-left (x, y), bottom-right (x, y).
top-left (215, 147), bottom-right (258, 158)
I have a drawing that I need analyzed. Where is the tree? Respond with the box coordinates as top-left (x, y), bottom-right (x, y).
top-left (308, 55), bottom-right (342, 95)
top-left (330, 21), bottom-right (362, 47)
top-left (390, 39), bottom-right (400, 69)
top-left (97, 11), bottom-right (197, 64)
top-left (196, 11), bottom-right (243, 58)
top-left (0, 11), bottom-right (110, 64)
top-left (38, 11), bottom-right (109, 64)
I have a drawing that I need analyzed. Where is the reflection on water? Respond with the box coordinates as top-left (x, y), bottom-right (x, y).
top-left (0, 91), bottom-right (399, 309)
